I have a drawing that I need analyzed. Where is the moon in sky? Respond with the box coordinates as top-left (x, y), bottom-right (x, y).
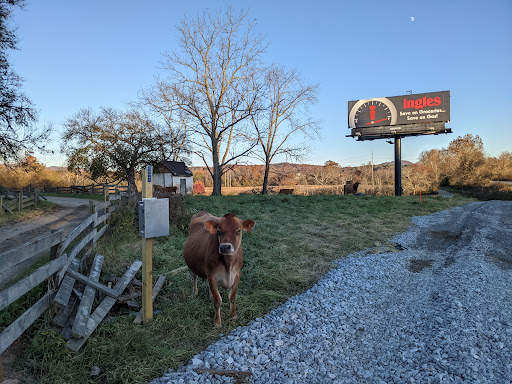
top-left (410, 17), bottom-right (415, 22)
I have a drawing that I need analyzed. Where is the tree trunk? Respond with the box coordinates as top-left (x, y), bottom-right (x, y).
top-left (211, 139), bottom-right (222, 196)
top-left (127, 168), bottom-right (138, 198)
top-left (261, 159), bottom-right (270, 194)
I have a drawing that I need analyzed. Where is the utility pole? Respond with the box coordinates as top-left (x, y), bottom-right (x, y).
top-left (394, 136), bottom-right (402, 196)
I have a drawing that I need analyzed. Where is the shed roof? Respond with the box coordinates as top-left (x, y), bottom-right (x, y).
top-left (160, 160), bottom-right (193, 176)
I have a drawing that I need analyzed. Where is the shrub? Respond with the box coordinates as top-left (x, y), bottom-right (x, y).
top-left (168, 195), bottom-right (193, 232)
top-left (193, 181), bottom-right (206, 195)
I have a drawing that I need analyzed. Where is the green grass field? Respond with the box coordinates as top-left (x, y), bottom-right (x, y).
top-left (3, 194), bottom-right (475, 383)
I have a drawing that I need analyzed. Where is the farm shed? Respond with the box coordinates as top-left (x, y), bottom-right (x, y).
top-left (153, 160), bottom-right (193, 195)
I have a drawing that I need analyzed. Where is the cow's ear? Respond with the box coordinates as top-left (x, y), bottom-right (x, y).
top-left (242, 219), bottom-right (255, 233)
top-left (204, 220), bottom-right (218, 235)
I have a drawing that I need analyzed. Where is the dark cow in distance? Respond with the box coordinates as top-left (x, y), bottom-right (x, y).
top-left (344, 181), bottom-right (360, 195)
top-left (279, 188), bottom-right (294, 195)
top-left (153, 185), bottom-right (164, 193)
top-left (183, 211), bottom-right (255, 327)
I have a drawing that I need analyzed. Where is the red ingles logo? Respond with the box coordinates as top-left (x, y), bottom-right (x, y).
top-left (403, 96), bottom-right (442, 110)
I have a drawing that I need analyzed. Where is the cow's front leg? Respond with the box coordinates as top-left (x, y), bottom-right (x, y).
top-left (228, 274), bottom-right (240, 320)
top-left (207, 275), bottom-right (222, 327)
top-left (192, 273), bottom-right (198, 295)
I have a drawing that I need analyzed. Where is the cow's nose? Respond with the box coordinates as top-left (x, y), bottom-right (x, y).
top-left (219, 243), bottom-right (234, 254)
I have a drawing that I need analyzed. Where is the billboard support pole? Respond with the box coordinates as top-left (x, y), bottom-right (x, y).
top-left (394, 135), bottom-right (402, 196)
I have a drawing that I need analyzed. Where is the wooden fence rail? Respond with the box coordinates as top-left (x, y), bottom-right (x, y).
top-left (43, 184), bottom-right (128, 195)
top-left (0, 199), bottom-right (113, 357)
top-left (0, 189), bottom-right (43, 215)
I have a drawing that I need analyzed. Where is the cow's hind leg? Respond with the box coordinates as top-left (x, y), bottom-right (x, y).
top-left (207, 276), bottom-right (222, 327)
top-left (228, 274), bottom-right (240, 320)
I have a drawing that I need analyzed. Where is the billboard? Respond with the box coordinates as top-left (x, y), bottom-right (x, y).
top-left (348, 91), bottom-right (450, 129)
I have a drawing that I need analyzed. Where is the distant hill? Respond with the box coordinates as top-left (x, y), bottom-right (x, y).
top-left (190, 160), bottom-right (414, 174)
top-left (47, 166), bottom-right (67, 171)
top-left (375, 160), bottom-right (413, 170)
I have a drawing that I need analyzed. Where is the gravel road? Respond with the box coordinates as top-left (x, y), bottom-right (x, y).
top-left (0, 196), bottom-right (93, 289)
top-left (153, 200), bottom-right (512, 384)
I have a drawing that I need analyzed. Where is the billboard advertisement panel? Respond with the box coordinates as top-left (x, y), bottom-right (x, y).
top-left (348, 91), bottom-right (450, 129)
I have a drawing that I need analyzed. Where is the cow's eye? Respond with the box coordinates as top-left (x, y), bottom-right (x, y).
top-left (235, 230), bottom-right (241, 235)
top-left (217, 231), bottom-right (223, 236)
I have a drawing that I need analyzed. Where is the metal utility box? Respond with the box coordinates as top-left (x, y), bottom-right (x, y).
top-left (138, 198), bottom-right (169, 238)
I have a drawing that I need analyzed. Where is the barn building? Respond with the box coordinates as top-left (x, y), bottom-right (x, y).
top-left (153, 160), bottom-right (194, 195)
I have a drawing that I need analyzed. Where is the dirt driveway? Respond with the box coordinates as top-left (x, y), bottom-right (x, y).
top-left (0, 197), bottom-right (95, 288)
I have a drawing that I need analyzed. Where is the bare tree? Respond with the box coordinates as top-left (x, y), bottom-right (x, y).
top-left (310, 160), bottom-right (343, 186)
top-left (159, 7), bottom-right (266, 195)
top-left (443, 134), bottom-right (486, 186)
top-left (419, 148), bottom-right (444, 186)
top-left (0, 0), bottom-right (51, 164)
top-left (250, 64), bottom-right (320, 194)
top-left (138, 79), bottom-right (190, 162)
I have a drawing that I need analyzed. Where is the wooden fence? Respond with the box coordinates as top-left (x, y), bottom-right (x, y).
top-left (0, 197), bottom-right (119, 373)
top-left (44, 184), bottom-right (128, 195)
top-left (0, 189), bottom-right (46, 215)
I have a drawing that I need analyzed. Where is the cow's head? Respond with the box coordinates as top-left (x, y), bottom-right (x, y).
top-left (205, 213), bottom-right (255, 255)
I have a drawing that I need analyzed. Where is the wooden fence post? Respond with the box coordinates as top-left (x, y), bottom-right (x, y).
top-left (48, 238), bottom-right (61, 290)
top-left (18, 190), bottom-right (22, 212)
top-left (35, 188), bottom-right (39, 208)
top-left (103, 186), bottom-right (110, 224)
top-left (0, 196), bottom-right (3, 215)
top-left (141, 166), bottom-right (153, 325)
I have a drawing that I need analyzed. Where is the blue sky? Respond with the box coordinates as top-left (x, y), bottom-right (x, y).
top-left (11, 0), bottom-right (512, 167)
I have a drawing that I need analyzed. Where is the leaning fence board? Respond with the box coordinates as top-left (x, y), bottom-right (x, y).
top-left (0, 290), bottom-right (54, 355)
top-left (67, 260), bottom-right (142, 352)
top-left (0, 230), bottom-right (63, 271)
top-left (52, 294), bottom-right (78, 328)
top-left (0, 256), bottom-right (66, 311)
top-left (57, 229), bottom-right (97, 284)
top-left (133, 275), bottom-right (166, 325)
top-left (1, 203), bottom-right (13, 214)
top-left (54, 258), bottom-right (79, 308)
top-left (69, 229), bottom-right (97, 260)
top-left (59, 213), bottom-right (97, 254)
top-left (64, 269), bottom-right (118, 298)
top-left (71, 254), bottom-right (104, 339)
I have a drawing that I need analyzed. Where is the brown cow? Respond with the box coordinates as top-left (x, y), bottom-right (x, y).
top-left (279, 188), bottom-right (294, 195)
top-left (344, 181), bottom-right (360, 195)
top-left (164, 186), bottom-right (178, 194)
top-left (153, 185), bottom-right (164, 193)
top-left (183, 211), bottom-right (255, 327)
